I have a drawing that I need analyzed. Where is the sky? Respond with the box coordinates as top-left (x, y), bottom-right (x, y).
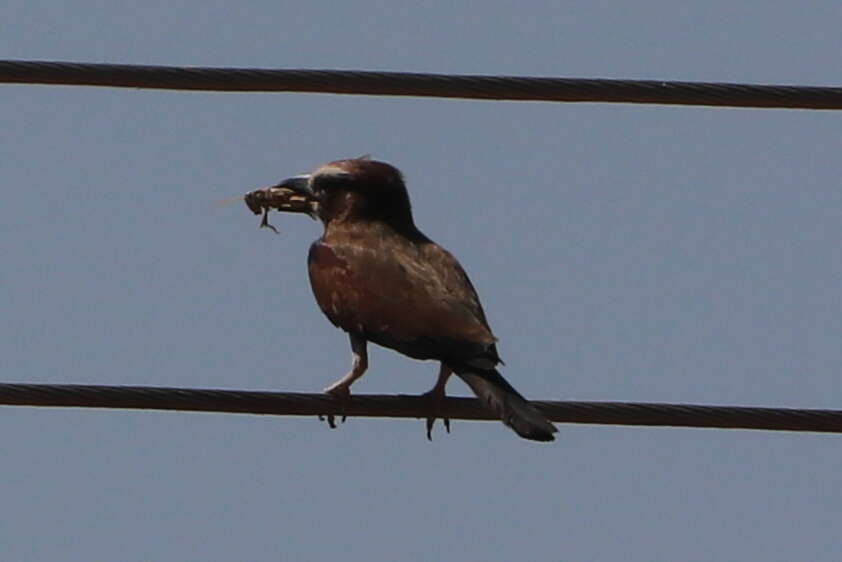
top-left (1, 2), bottom-right (841, 560)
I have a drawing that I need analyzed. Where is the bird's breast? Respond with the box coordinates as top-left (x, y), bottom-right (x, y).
top-left (306, 237), bottom-right (416, 339)
top-left (307, 240), bottom-right (363, 333)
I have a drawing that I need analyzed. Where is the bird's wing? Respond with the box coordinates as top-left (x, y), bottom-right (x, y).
top-left (308, 234), bottom-right (498, 363)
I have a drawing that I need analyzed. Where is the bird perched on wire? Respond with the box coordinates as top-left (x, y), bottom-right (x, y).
top-left (272, 157), bottom-right (557, 442)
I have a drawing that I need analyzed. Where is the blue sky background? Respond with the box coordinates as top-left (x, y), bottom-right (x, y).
top-left (2, 2), bottom-right (841, 560)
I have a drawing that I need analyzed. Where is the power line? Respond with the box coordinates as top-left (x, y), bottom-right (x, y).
top-left (1, 59), bottom-right (841, 109)
top-left (3, 62), bottom-right (838, 436)
top-left (2, 383), bottom-right (840, 434)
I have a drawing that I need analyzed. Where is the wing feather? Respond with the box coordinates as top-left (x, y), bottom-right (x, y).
top-left (307, 232), bottom-right (499, 363)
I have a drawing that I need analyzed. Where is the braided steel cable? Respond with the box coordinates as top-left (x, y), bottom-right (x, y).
top-left (1, 60), bottom-right (841, 109)
top-left (2, 383), bottom-right (840, 433)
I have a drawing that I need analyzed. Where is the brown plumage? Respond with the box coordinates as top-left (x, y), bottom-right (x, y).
top-left (275, 157), bottom-right (556, 441)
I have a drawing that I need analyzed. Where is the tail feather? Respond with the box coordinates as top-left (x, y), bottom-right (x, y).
top-left (453, 367), bottom-right (557, 442)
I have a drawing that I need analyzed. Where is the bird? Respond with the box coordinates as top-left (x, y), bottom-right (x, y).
top-left (272, 157), bottom-right (557, 442)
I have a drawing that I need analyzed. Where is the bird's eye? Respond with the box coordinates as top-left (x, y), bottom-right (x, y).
top-left (314, 173), bottom-right (354, 191)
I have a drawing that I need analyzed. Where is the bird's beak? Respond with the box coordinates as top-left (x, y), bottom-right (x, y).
top-left (273, 174), bottom-right (313, 197)
top-left (244, 173), bottom-right (319, 222)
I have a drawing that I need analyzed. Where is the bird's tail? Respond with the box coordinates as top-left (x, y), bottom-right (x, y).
top-left (452, 366), bottom-right (557, 442)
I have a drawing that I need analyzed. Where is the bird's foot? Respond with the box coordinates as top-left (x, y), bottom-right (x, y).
top-left (421, 387), bottom-right (451, 441)
top-left (319, 382), bottom-right (351, 428)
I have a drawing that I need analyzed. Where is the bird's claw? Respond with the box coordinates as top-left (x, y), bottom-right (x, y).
top-left (319, 384), bottom-right (350, 427)
top-left (425, 416), bottom-right (451, 441)
top-left (422, 389), bottom-right (451, 441)
top-left (318, 413), bottom-right (341, 428)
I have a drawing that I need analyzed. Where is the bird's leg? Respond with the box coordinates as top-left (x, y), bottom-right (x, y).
top-left (321, 333), bottom-right (368, 427)
top-left (323, 333), bottom-right (369, 395)
top-left (423, 363), bottom-right (453, 440)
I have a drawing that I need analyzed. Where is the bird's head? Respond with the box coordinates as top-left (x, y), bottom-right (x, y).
top-left (274, 158), bottom-right (415, 229)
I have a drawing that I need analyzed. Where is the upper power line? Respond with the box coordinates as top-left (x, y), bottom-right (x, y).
top-left (1, 59), bottom-right (841, 109)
